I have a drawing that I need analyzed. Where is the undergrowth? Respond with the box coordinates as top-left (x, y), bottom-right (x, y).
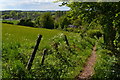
top-left (92, 38), bottom-right (120, 80)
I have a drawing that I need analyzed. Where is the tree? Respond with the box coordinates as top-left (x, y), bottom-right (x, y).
top-left (18, 19), bottom-right (34, 27)
top-left (36, 12), bottom-right (54, 29)
top-left (10, 11), bottom-right (16, 19)
top-left (73, 19), bottom-right (82, 27)
top-left (57, 1), bottom-right (120, 53)
top-left (59, 15), bottom-right (70, 29)
top-left (2, 14), bottom-right (10, 19)
top-left (35, 16), bottom-right (41, 27)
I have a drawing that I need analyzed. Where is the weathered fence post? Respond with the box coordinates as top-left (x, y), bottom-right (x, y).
top-left (41, 49), bottom-right (47, 65)
top-left (64, 35), bottom-right (70, 47)
top-left (26, 34), bottom-right (42, 70)
top-left (64, 35), bottom-right (72, 52)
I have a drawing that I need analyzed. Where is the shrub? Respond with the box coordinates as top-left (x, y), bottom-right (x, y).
top-left (37, 12), bottom-right (54, 29)
top-left (17, 19), bottom-right (34, 27)
top-left (87, 30), bottom-right (103, 39)
top-left (58, 16), bottom-right (70, 29)
top-left (67, 28), bottom-right (80, 33)
top-left (2, 21), bottom-right (13, 24)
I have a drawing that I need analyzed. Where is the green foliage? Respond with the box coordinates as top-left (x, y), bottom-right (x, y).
top-left (37, 12), bottom-right (54, 29)
top-left (58, 1), bottom-right (120, 53)
top-left (38, 33), bottom-right (94, 78)
top-left (66, 28), bottom-right (80, 33)
top-left (72, 19), bottom-right (82, 27)
top-left (2, 42), bottom-right (30, 79)
top-left (54, 20), bottom-right (59, 29)
top-left (18, 19), bottom-right (34, 27)
top-left (92, 53), bottom-right (119, 80)
top-left (2, 23), bottom-right (67, 49)
top-left (10, 11), bottom-right (16, 19)
top-left (2, 21), bottom-right (13, 24)
top-left (58, 15), bottom-right (70, 29)
top-left (2, 14), bottom-right (10, 19)
top-left (2, 10), bottom-right (44, 20)
top-left (2, 23), bottom-right (95, 79)
top-left (35, 16), bottom-right (41, 27)
top-left (2, 20), bottom-right (19, 25)
top-left (91, 38), bottom-right (120, 79)
top-left (87, 30), bottom-right (102, 39)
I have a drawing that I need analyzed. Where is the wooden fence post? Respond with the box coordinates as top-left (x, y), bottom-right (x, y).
top-left (26, 34), bottom-right (42, 70)
top-left (41, 49), bottom-right (47, 65)
top-left (64, 35), bottom-right (70, 47)
top-left (64, 35), bottom-right (72, 52)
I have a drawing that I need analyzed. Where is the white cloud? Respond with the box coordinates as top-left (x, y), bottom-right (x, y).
top-left (0, 0), bottom-right (70, 10)
top-left (31, 0), bottom-right (56, 2)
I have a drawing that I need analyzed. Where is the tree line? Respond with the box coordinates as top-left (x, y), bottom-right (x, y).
top-left (2, 10), bottom-right (68, 29)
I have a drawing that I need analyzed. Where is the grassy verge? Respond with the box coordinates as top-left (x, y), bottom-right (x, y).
top-left (2, 23), bottom-right (95, 79)
top-left (92, 38), bottom-right (120, 80)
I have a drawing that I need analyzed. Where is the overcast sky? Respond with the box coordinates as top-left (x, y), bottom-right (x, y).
top-left (0, 0), bottom-right (70, 11)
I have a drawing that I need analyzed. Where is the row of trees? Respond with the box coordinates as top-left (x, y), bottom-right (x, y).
top-left (2, 10), bottom-right (66, 20)
top-left (35, 13), bottom-right (54, 29)
top-left (2, 11), bottom-right (42, 20)
top-left (17, 12), bottom-right (67, 29)
top-left (2, 11), bottom-right (69, 29)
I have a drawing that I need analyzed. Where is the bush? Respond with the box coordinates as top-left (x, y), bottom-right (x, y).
top-left (36, 12), bottom-right (54, 29)
top-left (2, 21), bottom-right (14, 24)
top-left (17, 19), bottom-right (34, 27)
top-left (58, 16), bottom-right (70, 29)
top-left (87, 30), bottom-right (103, 39)
top-left (67, 28), bottom-right (80, 33)
top-left (72, 19), bottom-right (82, 27)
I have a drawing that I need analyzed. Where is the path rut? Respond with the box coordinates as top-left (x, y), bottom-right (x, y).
top-left (76, 45), bottom-right (97, 80)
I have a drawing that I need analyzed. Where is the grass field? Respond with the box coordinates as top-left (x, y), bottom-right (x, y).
top-left (2, 23), bottom-right (95, 78)
top-left (2, 23), bottom-right (76, 49)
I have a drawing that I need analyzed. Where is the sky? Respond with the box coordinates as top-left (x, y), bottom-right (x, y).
top-left (0, 0), bottom-right (70, 11)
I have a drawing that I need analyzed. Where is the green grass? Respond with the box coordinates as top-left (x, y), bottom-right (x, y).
top-left (2, 23), bottom-right (95, 79)
top-left (2, 20), bottom-right (19, 25)
top-left (91, 38), bottom-right (120, 80)
top-left (2, 23), bottom-right (76, 49)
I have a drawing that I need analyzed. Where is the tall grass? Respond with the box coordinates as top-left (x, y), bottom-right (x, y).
top-left (2, 23), bottom-right (95, 79)
top-left (92, 38), bottom-right (120, 80)
top-left (2, 23), bottom-right (76, 49)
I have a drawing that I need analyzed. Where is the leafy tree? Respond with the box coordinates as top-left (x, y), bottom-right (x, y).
top-left (2, 14), bottom-right (10, 19)
top-left (72, 19), bottom-right (82, 27)
top-left (57, 1), bottom-right (120, 53)
top-left (10, 11), bottom-right (17, 19)
top-left (59, 15), bottom-right (70, 29)
top-left (35, 16), bottom-right (41, 27)
top-left (37, 12), bottom-right (54, 29)
top-left (18, 19), bottom-right (34, 27)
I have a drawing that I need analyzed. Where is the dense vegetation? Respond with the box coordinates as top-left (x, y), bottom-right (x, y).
top-left (2, 10), bottom-right (66, 29)
top-left (2, 1), bottom-right (120, 80)
top-left (59, 1), bottom-right (120, 79)
top-left (2, 24), bottom-right (95, 79)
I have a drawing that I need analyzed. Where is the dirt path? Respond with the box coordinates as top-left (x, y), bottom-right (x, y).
top-left (75, 45), bottom-right (97, 80)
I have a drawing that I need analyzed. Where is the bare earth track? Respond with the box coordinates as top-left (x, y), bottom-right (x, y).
top-left (75, 45), bottom-right (97, 80)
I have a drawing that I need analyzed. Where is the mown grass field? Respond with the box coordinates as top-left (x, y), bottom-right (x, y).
top-left (2, 23), bottom-right (95, 79)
